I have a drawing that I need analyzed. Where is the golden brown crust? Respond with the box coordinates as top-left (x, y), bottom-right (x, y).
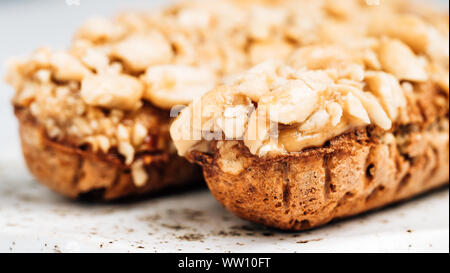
top-left (16, 108), bottom-right (202, 200)
top-left (190, 123), bottom-right (449, 230)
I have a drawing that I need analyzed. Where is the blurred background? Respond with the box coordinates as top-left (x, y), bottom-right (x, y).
top-left (0, 0), bottom-right (448, 162)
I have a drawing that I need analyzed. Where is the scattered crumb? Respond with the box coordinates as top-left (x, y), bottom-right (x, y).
top-left (177, 233), bottom-right (205, 241)
top-left (216, 230), bottom-right (242, 237)
top-left (138, 214), bottom-right (161, 222)
top-left (162, 223), bottom-right (186, 230)
top-left (166, 209), bottom-right (176, 215)
top-left (53, 245), bottom-right (61, 253)
top-left (296, 238), bottom-right (322, 244)
top-left (182, 209), bottom-right (205, 222)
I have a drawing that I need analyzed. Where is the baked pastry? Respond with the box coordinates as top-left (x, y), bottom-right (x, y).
top-left (170, 2), bottom-right (449, 229)
top-left (5, 0), bottom-right (449, 205)
top-left (5, 0), bottom-right (306, 199)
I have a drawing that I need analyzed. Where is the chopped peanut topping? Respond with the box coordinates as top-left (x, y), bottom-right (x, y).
top-left (377, 38), bottom-right (428, 82)
top-left (111, 33), bottom-right (173, 72)
top-left (6, 0), bottom-right (449, 170)
top-left (142, 65), bottom-right (217, 109)
top-left (81, 73), bottom-right (143, 111)
top-left (171, 27), bottom-right (447, 157)
top-left (75, 17), bottom-right (126, 43)
top-left (131, 159), bottom-right (148, 187)
top-left (50, 51), bottom-right (91, 81)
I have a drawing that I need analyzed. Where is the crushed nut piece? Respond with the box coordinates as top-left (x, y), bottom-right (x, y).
top-left (111, 33), bottom-right (173, 72)
top-left (143, 65), bottom-right (216, 109)
top-left (81, 73), bottom-right (143, 111)
top-left (378, 38), bottom-right (428, 82)
top-left (131, 159), bottom-right (148, 187)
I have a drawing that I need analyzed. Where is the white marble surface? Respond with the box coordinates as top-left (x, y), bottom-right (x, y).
top-left (0, 0), bottom-right (448, 253)
top-left (0, 155), bottom-right (448, 253)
